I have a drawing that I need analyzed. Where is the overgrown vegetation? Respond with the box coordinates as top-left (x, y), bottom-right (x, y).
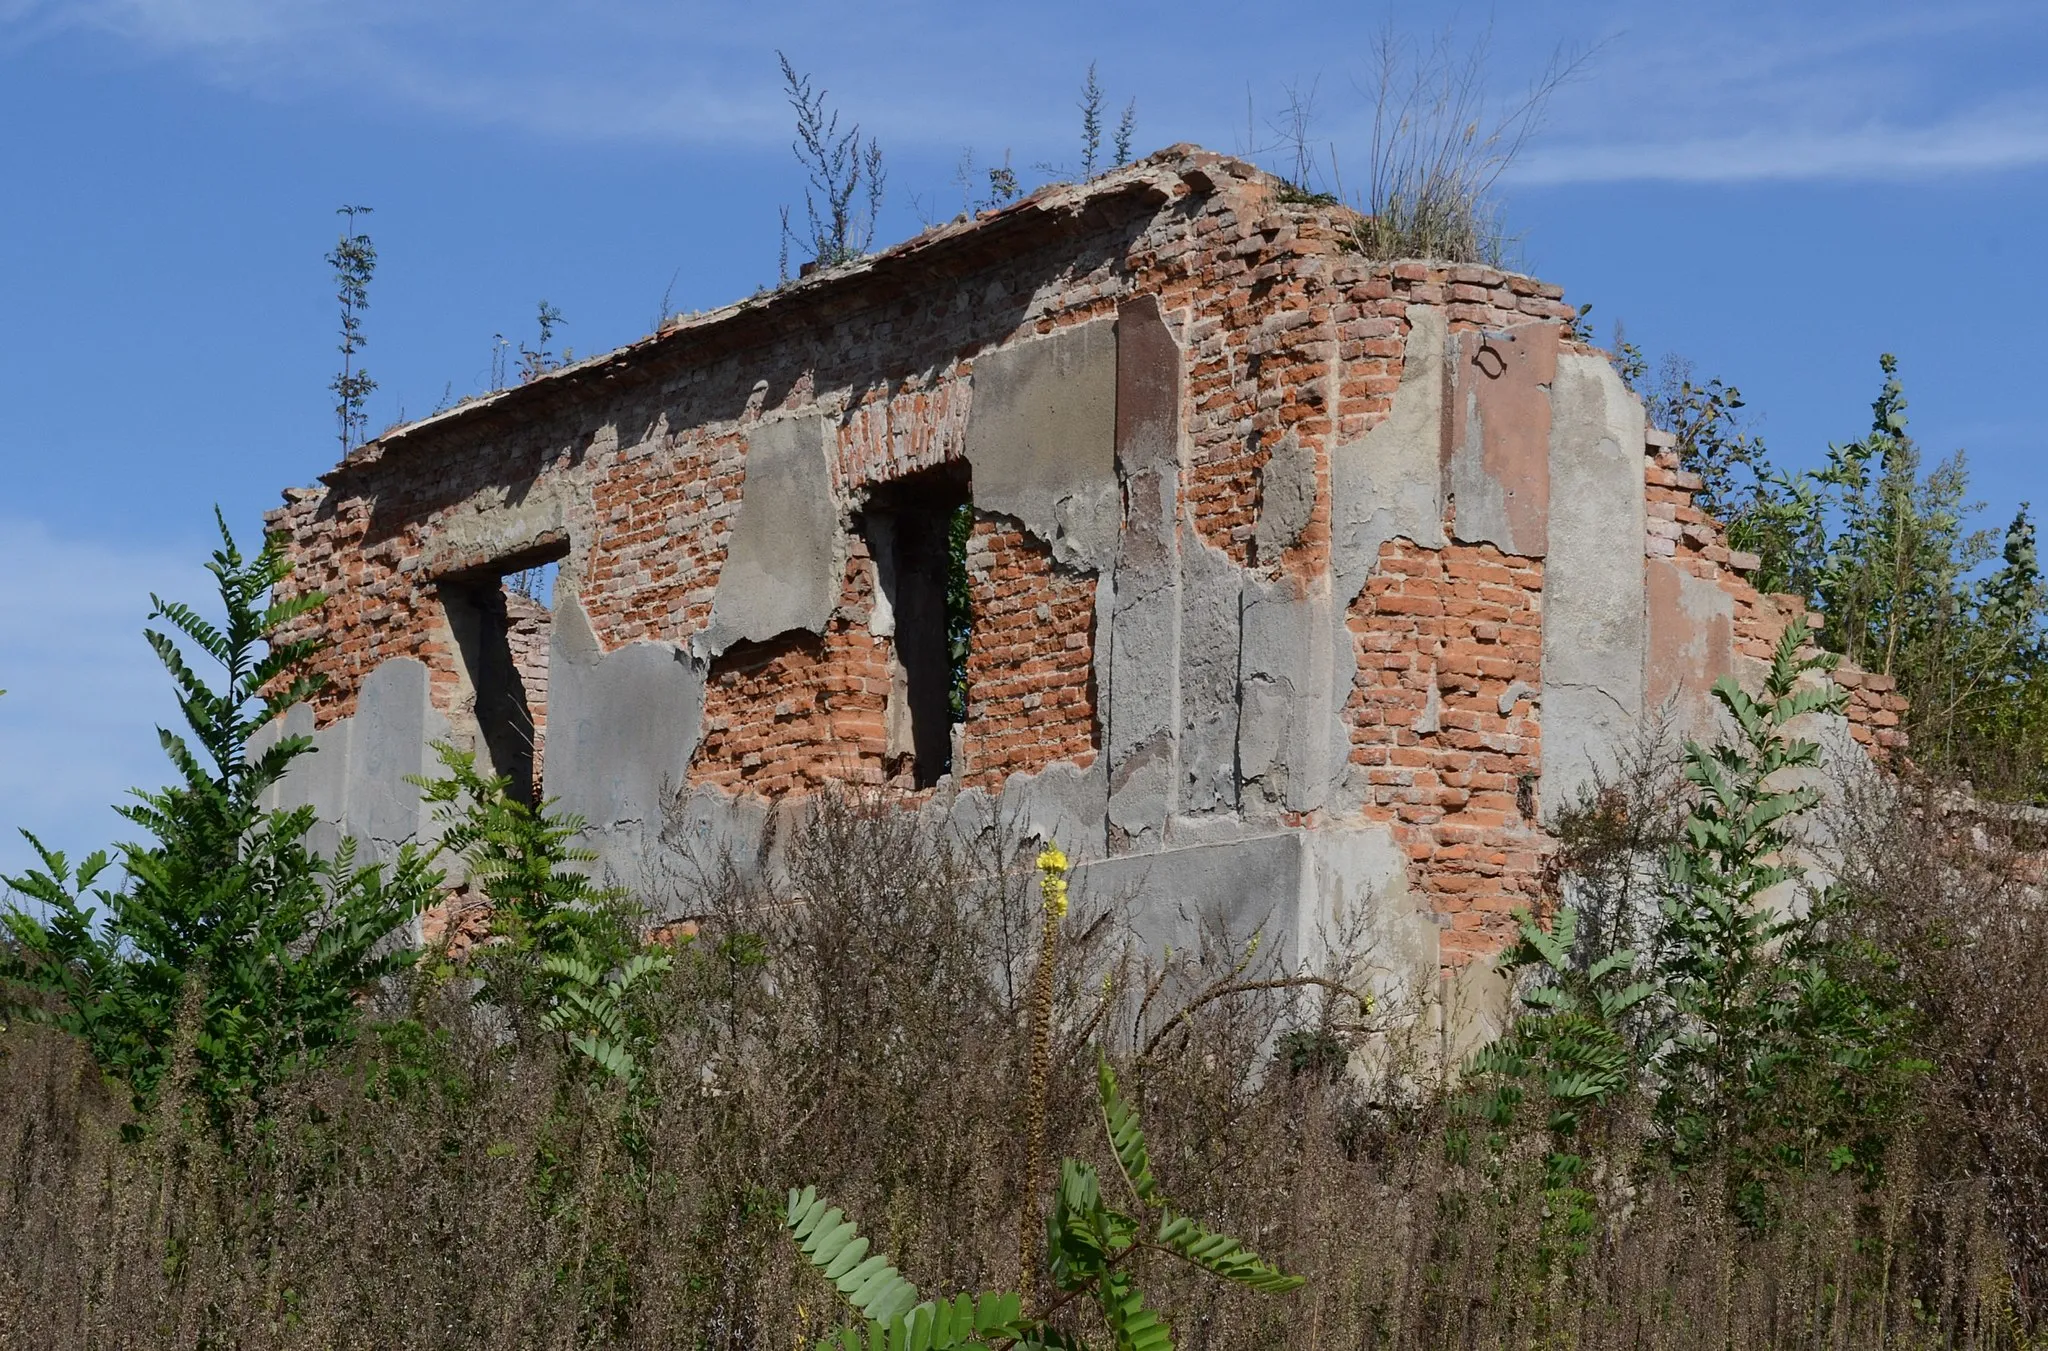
top-left (1619, 345), bottom-right (2048, 804)
top-left (0, 514), bottom-right (438, 1117)
top-left (2, 517), bottom-right (2044, 1346)
top-left (784, 1056), bottom-right (1299, 1350)
top-left (1469, 629), bottom-right (1919, 1251)
top-left (1346, 27), bottom-right (1584, 264)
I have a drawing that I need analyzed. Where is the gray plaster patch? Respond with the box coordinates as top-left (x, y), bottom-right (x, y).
top-left (258, 700), bottom-right (351, 862)
top-left (700, 416), bottom-right (840, 656)
top-left (261, 658), bottom-right (449, 867)
top-left (1071, 824), bottom-right (1429, 999)
top-left (1176, 537), bottom-right (1243, 816)
top-left (1238, 576), bottom-right (1337, 819)
top-left (1254, 431), bottom-right (1316, 559)
top-left (1541, 351), bottom-right (1649, 814)
top-left (344, 657), bottom-right (450, 857)
top-left (1075, 831), bottom-right (1311, 970)
top-left (1305, 824), bottom-right (1438, 1010)
top-left (656, 783), bottom-right (776, 903)
top-left (991, 758), bottom-right (1112, 863)
top-left (1106, 736), bottom-right (1175, 849)
top-left (965, 317), bottom-right (1120, 570)
top-left (422, 472), bottom-right (575, 580)
top-left (1103, 297), bottom-right (1185, 835)
top-left (547, 593), bottom-right (707, 894)
top-left (1331, 306), bottom-right (1448, 604)
top-left (1106, 461), bottom-right (1180, 769)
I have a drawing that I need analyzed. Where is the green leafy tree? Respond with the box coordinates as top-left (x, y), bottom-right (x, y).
top-left (1650, 625), bottom-right (1918, 1225)
top-left (785, 1055), bottom-right (1300, 1349)
top-left (0, 514), bottom-right (439, 1113)
top-left (1623, 347), bottom-right (2048, 801)
top-left (1470, 627), bottom-right (1920, 1233)
top-left (411, 743), bottom-right (675, 1095)
top-left (411, 743), bottom-right (640, 1000)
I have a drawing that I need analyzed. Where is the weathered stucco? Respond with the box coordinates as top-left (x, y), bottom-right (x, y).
top-left (263, 145), bottom-right (1901, 1005)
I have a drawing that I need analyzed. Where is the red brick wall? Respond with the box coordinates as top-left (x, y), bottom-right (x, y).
top-left (1347, 538), bottom-right (1548, 961)
top-left (689, 546), bottom-right (895, 796)
top-left (268, 150), bottom-right (1600, 968)
top-left (958, 518), bottom-right (1098, 788)
top-left (503, 588), bottom-right (551, 791)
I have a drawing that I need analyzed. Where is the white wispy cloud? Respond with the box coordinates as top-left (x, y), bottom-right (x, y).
top-left (7, 2), bottom-right (2047, 186)
top-left (1510, 2), bottom-right (2048, 185)
top-left (0, 517), bottom-right (202, 883)
top-left (1514, 106), bottom-right (2048, 185)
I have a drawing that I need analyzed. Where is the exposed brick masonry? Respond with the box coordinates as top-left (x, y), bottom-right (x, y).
top-left (1643, 436), bottom-right (1911, 758)
top-left (959, 519), bottom-right (1098, 788)
top-left (690, 548), bottom-right (895, 796)
top-left (1347, 538), bottom-right (1548, 961)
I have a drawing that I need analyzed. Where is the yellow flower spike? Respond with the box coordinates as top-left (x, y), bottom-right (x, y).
top-left (1036, 843), bottom-right (1069, 919)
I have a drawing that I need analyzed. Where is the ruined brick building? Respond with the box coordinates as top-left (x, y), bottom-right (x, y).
top-left (264, 146), bottom-right (1906, 1009)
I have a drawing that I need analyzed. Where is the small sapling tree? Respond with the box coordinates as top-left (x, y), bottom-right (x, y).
top-left (328, 204), bottom-right (378, 454)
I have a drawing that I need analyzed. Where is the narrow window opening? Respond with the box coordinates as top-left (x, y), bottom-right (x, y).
top-left (440, 546), bottom-right (565, 804)
top-left (862, 467), bottom-right (971, 789)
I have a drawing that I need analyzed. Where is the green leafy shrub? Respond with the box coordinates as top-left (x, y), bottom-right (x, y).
top-left (1468, 625), bottom-right (1923, 1234)
top-left (0, 514), bottom-right (439, 1114)
top-left (1649, 625), bottom-right (1921, 1223)
top-left (1457, 908), bottom-right (1649, 1260)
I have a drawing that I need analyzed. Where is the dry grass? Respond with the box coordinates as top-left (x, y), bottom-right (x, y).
top-left (1, 788), bottom-right (2041, 1349)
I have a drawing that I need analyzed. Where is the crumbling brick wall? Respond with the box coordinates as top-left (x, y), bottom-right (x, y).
top-left (267, 145), bottom-right (1893, 979)
top-left (690, 550), bottom-right (895, 796)
top-left (1348, 538), bottom-right (1548, 961)
top-left (503, 588), bottom-right (551, 791)
top-left (1642, 435), bottom-right (1912, 759)
top-left (959, 518), bottom-right (1097, 788)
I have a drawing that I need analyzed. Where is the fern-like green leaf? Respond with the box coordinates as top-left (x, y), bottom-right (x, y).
top-left (785, 1188), bottom-right (922, 1329)
top-left (1154, 1212), bottom-right (1305, 1293)
top-left (1099, 1267), bottom-right (1174, 1351)
top-left (1096, 1053), bottom-right (1160, 1207)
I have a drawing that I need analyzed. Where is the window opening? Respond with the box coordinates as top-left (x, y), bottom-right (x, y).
top-left (862, 467), bottom-right (972, 788)
top-left (440, 546), bottom-right (565, 804)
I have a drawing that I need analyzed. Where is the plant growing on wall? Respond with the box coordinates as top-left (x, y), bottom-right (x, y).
top-left (328, 204), bottom-right (378, 454)
top-left (0, 514), bottom-right (439, 1115)
top-left (1077, 62), bottom-right (1137, 179)
top-left (777, 52), bottom-right (885, 275)
top-left (786, 1054), bottom-right (1301, 1350)
top-left (518, 300), bottom-right (567, 383)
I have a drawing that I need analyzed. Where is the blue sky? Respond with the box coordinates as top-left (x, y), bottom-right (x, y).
top-left (2, 0), bottom-right (2044, 877)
